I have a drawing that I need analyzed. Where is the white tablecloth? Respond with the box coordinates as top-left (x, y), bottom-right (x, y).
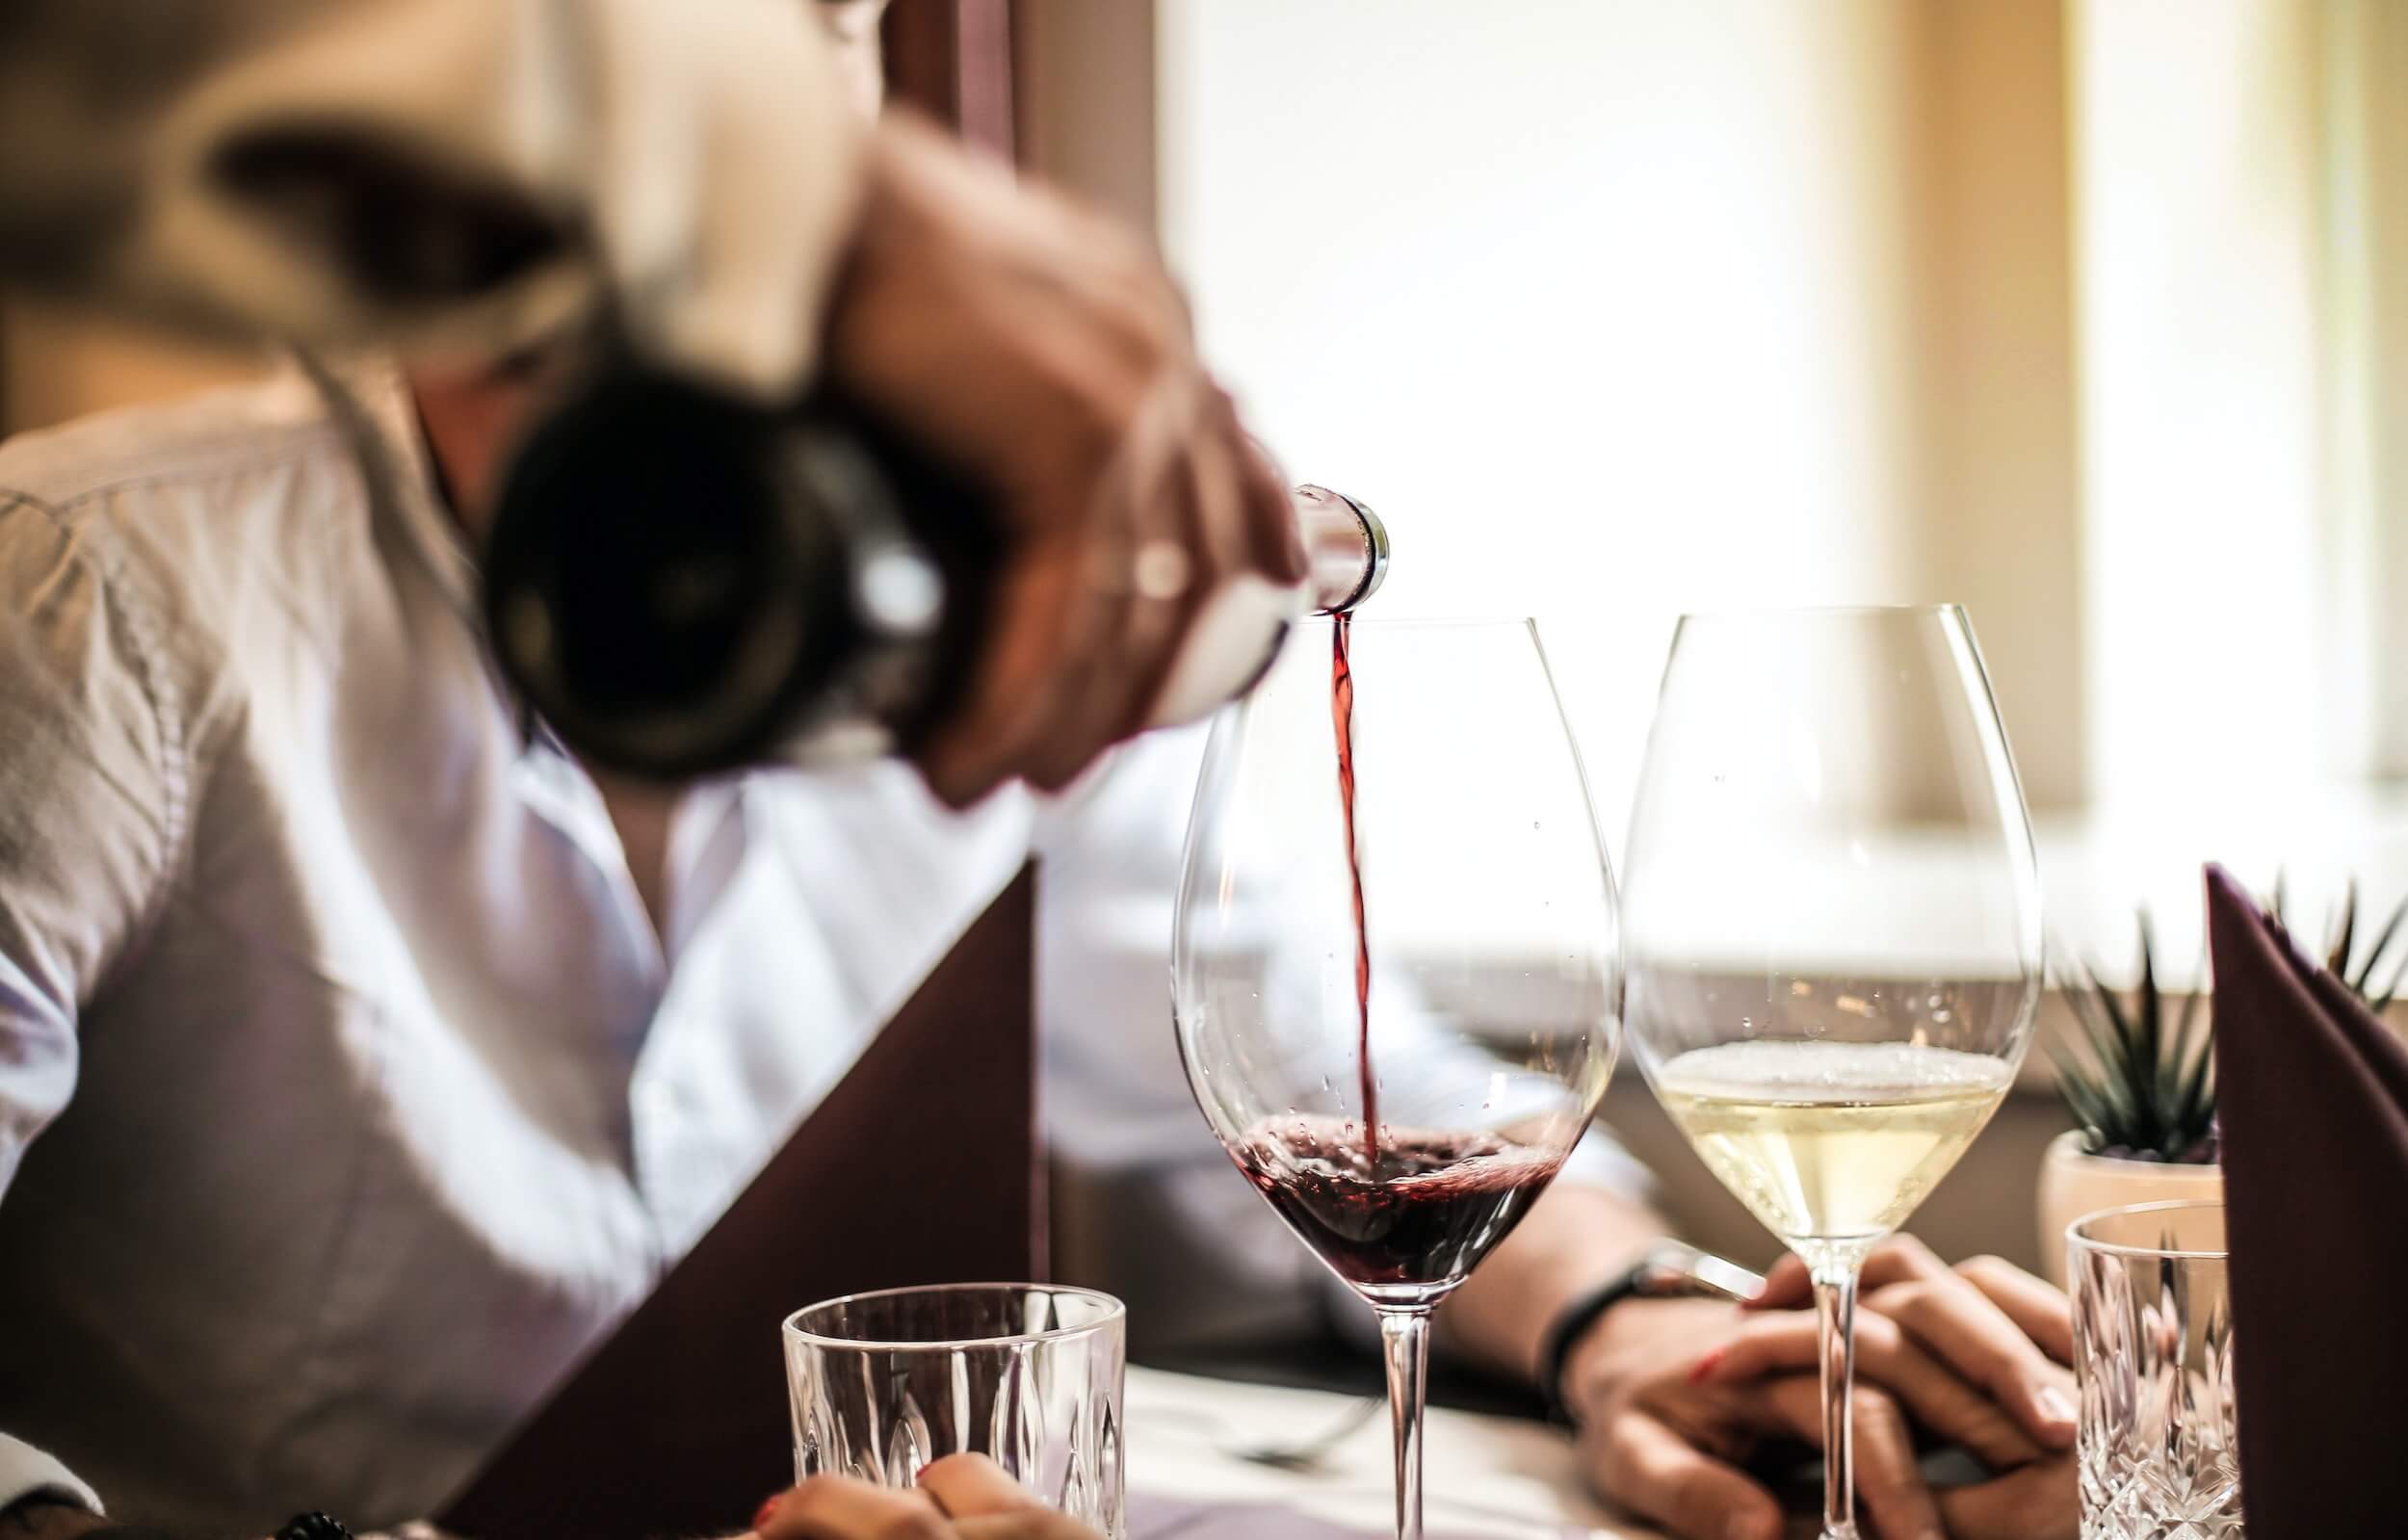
top-left (1123, 1367), bottom-right (1660, 1539)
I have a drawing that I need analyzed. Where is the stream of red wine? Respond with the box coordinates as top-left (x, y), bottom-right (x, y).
top-left (1243, 622), bottom-right (1561, 1292)
top-left (1330, 614), bottom-right (1377, 1167)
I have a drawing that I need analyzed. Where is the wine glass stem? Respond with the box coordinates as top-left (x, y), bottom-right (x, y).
top-left (1376, 1306), bottom-right (1432, 1540)
top-left (1813, 1259), bottom-right (1864, 1540)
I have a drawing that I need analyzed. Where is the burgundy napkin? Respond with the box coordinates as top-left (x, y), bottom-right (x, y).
top-left (2206, 864), bottom-right (2408, 1538)
top-left (440, 869), bottom-right (1042, 1540)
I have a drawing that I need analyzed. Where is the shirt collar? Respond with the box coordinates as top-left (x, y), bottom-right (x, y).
top-left (302, 351), bottom-right (764, 972)
top-left (300, 350), bottom-right (484, 621)
top-left (301, 350), bottom-right (584, 756)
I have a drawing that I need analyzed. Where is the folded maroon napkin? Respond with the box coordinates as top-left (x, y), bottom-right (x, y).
top-left (441, 870), bottom-right (1042, 1540)
top-left (2207, 864), bottom-right (2408, 1538)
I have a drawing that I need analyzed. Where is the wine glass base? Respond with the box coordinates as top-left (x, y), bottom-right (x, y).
top-left (1819, 1526), bottom-right (1862, 1540)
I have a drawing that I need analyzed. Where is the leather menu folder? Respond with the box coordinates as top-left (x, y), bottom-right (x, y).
top-left (441, 869), bottom-right (1042, 1540)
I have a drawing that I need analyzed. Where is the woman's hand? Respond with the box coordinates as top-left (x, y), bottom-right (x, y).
top-left (1563, 1239), bottom-right (2081, 1540)
top-left (1563, 1294), bottom-right (2046, 1540)
top-left (1745, 1240), bottom-right (2075, 1450)
top-left (1743, 1239), bottom-right (2079, 1539)
top-left (752, 1454), bottom-right (1096, 1540)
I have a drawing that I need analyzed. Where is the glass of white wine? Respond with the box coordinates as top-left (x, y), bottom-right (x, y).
top-left (1621, 606), bottom-right (2042, 1540)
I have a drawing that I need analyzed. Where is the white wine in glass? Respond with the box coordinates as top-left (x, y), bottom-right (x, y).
top-left (1654, 1041), bottom-right (2012, 1262)
top-left (1622, 607), bottom-right (2042, 1540)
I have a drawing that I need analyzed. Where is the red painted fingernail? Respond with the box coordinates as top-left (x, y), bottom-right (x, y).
top-left (1688, 1348), bottom-right (1726, 1385)
top-left (752, 1496), bottom-right (781, 1532)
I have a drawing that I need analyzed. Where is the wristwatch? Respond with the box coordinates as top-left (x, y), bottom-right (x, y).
top-left (1538, 1240), bottom-right (1765, 1424)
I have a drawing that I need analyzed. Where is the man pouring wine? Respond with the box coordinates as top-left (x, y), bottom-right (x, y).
top-left (0, 4), bottom-right (2081, 1539)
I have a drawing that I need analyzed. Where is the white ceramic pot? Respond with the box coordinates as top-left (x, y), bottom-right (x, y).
top-left (2034, 1129), bottom-right (2225, 1288)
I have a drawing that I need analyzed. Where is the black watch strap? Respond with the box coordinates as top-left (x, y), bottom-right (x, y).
top-left (1537, 1240), bottom-right (1765, 1425)
top-left (1537, 1262), bottom-right (1656, 1424)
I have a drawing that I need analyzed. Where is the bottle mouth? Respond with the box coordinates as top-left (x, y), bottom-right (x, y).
top-left (1337, 491), bottom-right (1392, 608)
top-left (1296, 484), bottom-right (1390, 613)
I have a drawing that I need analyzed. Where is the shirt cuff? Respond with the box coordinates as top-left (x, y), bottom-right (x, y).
top-left (0, 1436), bottom-right (101, 1519)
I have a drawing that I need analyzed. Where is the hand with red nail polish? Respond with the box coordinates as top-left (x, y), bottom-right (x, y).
top-left (1752, 1238), bottom-right (2079, 1452)
top-left (1562, 1238), bottom-right (2078, 1540)
top-left (1557, 1296), bottom-right (1797, 1540)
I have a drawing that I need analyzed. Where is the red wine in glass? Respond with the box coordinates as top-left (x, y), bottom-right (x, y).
top-left (1173, 616), bottom-right (1620, 1540)
top-left (1232, 1118), bottom-right (1563, 1292)
top-left (1302, 619), bottom-right (1562, 1293)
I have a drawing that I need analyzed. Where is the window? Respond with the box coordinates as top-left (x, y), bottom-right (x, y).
top-left (1151, 0), bottom-right (2408, 974)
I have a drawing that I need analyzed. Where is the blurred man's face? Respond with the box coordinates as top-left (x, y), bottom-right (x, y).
top-left (817, 0), bottom-right (890, 120)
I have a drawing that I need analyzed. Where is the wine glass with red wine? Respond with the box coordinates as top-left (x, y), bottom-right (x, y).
top-left (1172, 617), bottom-right (1619, 1540)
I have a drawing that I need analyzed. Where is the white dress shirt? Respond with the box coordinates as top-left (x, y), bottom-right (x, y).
top-left (0, 362), bottom-right (1639, 1531)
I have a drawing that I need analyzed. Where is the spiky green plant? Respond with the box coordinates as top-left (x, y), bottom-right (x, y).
top-left (2269, 877), bottom-right (2408, 1014)
top-left (2053, 882), bottom-right (2408, 1162)
top-left (2051, 915), bottom-right (2216, 1162)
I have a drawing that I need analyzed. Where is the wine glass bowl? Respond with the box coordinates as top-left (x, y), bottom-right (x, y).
top-left (1621, 606), bottom-right (2042, 1540)
top-left (1172, 616), bottom-right (1619, 1539)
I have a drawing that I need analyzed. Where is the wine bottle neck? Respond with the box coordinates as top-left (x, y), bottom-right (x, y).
top-left (1296, 485), bottom-right (1390, 613)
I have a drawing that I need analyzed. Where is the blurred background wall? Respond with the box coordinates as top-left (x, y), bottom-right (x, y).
top-left (1151, 0), bottom-right (2408, 979)
top-left (0, 295), bottom-right (263, 437)
top-left (1136, 0), bottom-right (2408, 1269)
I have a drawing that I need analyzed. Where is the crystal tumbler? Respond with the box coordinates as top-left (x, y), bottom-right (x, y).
top-left (2069, 1201), bottom-right (2241, 1539)
top-left (784, 1283), bottom-right (1125, 1538)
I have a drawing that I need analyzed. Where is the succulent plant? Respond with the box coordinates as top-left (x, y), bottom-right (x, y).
top-left (2269, 876), bottom-right (2408, 1014)
top-left (2053, 881), bottom-right (2408, 1163)
top-left (2051, 914), bottom-right (2216, 1162)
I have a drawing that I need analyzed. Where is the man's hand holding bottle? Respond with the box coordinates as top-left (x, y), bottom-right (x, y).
top-left (826, 117), bottom-right (1308, 807)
